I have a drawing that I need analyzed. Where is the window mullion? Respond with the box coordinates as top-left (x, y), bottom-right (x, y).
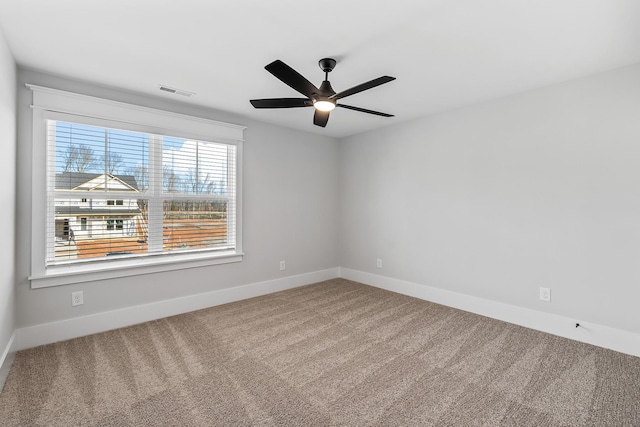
top-left (148, 135), bottom-right (164, 253)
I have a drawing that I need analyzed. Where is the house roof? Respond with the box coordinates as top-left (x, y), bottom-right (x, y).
top-left (55, 173), bottom-right (139, 191)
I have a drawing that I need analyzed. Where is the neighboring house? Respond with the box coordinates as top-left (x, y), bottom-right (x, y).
top-left (54, 173), bottom-right (143, 242)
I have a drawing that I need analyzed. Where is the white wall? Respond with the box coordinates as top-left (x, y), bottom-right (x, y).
top-left (339, 64), bottom-right (640, 335)
top-left (15, 69), bottom-right (339, 328)
top-left (0, 27), bottom-right (16, 352)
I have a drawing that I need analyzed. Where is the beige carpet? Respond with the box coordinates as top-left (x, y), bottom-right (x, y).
top-left (1, 279), bottom-right (639, 426)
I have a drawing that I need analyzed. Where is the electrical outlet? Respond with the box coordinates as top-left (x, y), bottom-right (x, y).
top-left (279, 260), bottom-right (286, 271)
top-left (376, 258), bottom-right (383, 269)
top-left (71, 291), bottom-right (84, 306)
top-left (539, 287), bottom-right (551, 302)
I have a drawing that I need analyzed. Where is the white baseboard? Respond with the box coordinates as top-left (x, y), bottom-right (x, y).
top-left (15, 267), bottom-right (340, 351)
top-left (339, 268), bottom-right (640, 358)
top-left (0, 331), bottom-right (16, 392)
top-left (15, 266), bottom-right (640, 358)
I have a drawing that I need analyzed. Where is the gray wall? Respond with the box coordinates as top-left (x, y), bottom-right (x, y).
top-left (15, 69), bottom-right (339, 327)
top-left (0, 28), bottom-right (16, 353)
top-left (13, 61), bottom-right (640, 340)
top-left (339, 64), bottom-right (640, 334)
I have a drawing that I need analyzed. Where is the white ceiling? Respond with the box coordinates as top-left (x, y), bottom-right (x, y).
top-left (1, 0), bottom-right (639, 138)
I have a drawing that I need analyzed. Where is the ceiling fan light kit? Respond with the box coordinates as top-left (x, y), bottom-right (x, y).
top-left (250, 58), bottom-right (395, 127)
top-left (313, 100), bottom-right (335, 112)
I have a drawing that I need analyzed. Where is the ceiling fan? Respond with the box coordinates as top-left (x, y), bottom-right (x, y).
top-left (250, 58), bottom-right (396, 128)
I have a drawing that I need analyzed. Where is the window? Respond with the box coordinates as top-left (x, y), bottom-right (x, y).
top-left (50, 121), bottom-right (237, 262)
top-left (105, 219), bottom-right (124, 231)
top-left (29, 85), bottom-right (245, 287)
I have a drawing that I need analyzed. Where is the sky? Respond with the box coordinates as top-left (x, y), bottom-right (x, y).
top-left (54, 121), bottom-right (230, 195)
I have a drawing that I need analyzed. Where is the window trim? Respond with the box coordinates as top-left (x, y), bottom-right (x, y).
top-left (28, 84), bottom-right (245, 289)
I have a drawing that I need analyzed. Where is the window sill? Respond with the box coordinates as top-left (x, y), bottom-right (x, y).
top-left (29, 251), bottom-right (244, 288)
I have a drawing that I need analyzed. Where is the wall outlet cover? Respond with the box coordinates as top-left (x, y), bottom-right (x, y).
top-left (539, 287), bottom-right (551, 302)
top-left (71, 291), bottom-right (84, 306)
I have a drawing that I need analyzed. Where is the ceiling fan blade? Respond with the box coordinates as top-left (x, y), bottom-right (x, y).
top-left (338, 104), bottom-right (394, 117)
top-left (333, 76), bottom-right (396, 100)
top-left (313, 110), bottom-right (330, 127)
top-left (265, 60), bottom-right (320, 98)
top-left (250, 98), bottom-right (311, 109)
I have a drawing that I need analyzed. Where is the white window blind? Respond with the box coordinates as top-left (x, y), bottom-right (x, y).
top-left (48, 120), bottom-right (237, 266)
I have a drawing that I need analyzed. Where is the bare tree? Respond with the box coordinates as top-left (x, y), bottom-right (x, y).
top-left (202, 174), bottom-right (218, 195)
top-left (163, 164), bottom-right (179, 193)
top-left (61, 144), bottom-right (98, 172)
top-left (183, 169), bottom-right (218, 195)
top-left (184, 169), bottom-right (198, 194)
top-left (127, 164), bottom-right (149, 192)
top-left (103, 152), bottom-right (124, 174)
top-left (75, 145), bottom-right (97, 172)
top-left (61, 146), bottom-right (76, 172)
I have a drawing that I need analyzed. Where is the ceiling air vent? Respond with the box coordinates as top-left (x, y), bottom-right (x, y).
top-left (158, 85), bottom-right (195, 98)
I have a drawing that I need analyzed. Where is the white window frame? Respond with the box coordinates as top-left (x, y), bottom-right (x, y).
top-left (28, 85), bottom-right (245, 288)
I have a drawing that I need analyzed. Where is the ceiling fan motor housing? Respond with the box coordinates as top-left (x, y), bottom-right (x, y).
top-left (318, 80), bottom-right (336, 97)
